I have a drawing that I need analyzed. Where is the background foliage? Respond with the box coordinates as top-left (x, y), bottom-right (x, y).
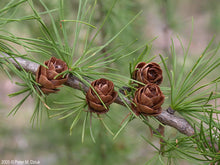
top-left (0, 0), bottom-right (219, 164)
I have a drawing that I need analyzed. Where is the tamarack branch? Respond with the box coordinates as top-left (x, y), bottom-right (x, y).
top-left (0, 53), bottom-right (195, 136)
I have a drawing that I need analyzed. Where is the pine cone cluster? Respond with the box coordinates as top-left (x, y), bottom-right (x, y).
top-left (86, 78), bottom-right (118, 114)
top-left (36, 57), bottom-right (68, 94)
top-left (35, 57), bottom-right (163, 116)
top-left (132, 62), bottom-right (164, 116)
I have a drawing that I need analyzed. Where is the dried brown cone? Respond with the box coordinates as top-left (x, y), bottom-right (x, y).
top-left (132, 62), bottom-right (163, 86)
top-left (86, 78), bottom-right (118, 114)
top-left (36, 56), bottom-right (68, 94)
top-left (132, 83), bottom-right (164, 116)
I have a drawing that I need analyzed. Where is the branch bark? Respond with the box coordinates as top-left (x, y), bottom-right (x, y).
top-left (0, 53), bottom-right (195, 136)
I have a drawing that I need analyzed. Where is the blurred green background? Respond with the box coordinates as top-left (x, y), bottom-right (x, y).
top-left (0, 0), bottom-right (219, 164)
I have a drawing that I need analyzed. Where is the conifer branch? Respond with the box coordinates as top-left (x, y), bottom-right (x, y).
top-left (0, 53), bottom-right (195, 136)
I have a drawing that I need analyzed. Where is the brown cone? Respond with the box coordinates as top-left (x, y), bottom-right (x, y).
top-left (86, 78), bottom-right (118, 114)
top-left (132, 62), bottom-right (163, 86)
top-left (36, 57), bottom-right (68, 94)
top-left (132, 83), bottom-right (164, 116)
